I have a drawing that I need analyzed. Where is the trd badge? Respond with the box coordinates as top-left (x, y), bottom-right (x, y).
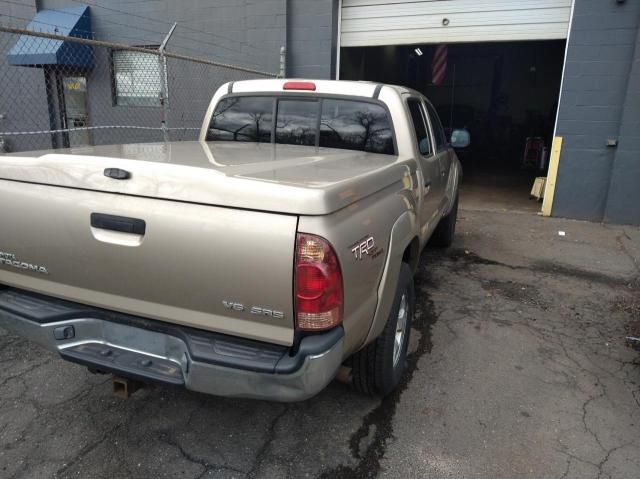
top-left (350, 235), bottom-right (383, 260)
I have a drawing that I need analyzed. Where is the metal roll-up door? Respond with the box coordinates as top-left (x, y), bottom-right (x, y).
top-left (340, 0), bottom-right (573, 47)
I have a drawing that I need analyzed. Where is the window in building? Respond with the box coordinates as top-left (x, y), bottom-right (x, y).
top-left (112, 49), bottom-right (162, 106)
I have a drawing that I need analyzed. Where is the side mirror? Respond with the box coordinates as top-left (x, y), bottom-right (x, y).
top-left (450, 129), bottom-right (471, 149)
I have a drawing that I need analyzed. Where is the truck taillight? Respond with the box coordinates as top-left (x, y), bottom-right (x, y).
top-left (295, 233), bottom-right (343, 331)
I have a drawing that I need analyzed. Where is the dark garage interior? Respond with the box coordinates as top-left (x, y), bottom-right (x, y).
top-left (340, 40), bottom-right (566, 212)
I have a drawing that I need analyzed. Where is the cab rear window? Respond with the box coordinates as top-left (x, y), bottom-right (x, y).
top-left (206, 96), bottom-right (273, 143)
top-left (207, 96), bottom-right (395, 155)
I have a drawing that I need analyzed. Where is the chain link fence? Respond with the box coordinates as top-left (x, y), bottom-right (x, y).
top-left (0, 25), bottom-right (279, 153)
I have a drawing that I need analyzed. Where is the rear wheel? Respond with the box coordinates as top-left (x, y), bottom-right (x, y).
top-left (351, 263), bottom-right (415, 396)
top-left (430, 194), bottom-right (458, 248)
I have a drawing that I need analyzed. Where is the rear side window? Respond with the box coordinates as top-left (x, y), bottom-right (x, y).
top-left (206, 95), bottom-right (396, 155)
top-left (320, 99), bottom-right (394, 155)
top-left (425, 102), bottom-right (447, 151)
top-left (207, 96), bottom-right (273, 143)
top-left (407, 98), bottom-right (431, 156)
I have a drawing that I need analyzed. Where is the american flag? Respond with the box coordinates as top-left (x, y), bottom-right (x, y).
top-left (431, 45), bottom-right (447, 86)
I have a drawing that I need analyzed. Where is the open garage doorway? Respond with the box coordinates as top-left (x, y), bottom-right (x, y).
top-left (340, 41), bottom-right (566, 213)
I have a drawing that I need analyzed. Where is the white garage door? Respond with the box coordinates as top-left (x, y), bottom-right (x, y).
top-left (340, 0), bottom-right (573, 47)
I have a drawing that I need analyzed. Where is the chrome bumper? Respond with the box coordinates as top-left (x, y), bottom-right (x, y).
top-left (0, 308), bottom-right (344, 402)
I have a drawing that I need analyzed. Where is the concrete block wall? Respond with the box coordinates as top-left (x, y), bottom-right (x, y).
top-left (286, 0), bottom-right (339, 79)
top-left (40, 0), bottom-right (286, 73)
top-left (0, 0), bottom-right (52, 152)
top-left (553, 0), bottom-right (640, 224)
top-left (604, 21), bottom-right (640, 225)
top-left (26, 0), bottom-right (288, 149)
top-left (3, 0), bottom-right (342, 152)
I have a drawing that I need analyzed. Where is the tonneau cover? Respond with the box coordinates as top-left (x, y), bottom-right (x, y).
top-left (1, 141), bottom-right (407, 215)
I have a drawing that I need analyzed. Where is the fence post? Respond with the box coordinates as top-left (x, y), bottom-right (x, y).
top-left (158, 23), bottom-right (177, 142)
top-left (279, 46), bottom-right (286, 78)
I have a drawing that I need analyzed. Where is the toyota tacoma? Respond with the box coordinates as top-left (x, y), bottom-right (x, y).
top-left (0, 79), bottom-right (468, 401)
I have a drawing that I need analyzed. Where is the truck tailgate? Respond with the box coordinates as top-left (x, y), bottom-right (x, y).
top-left (0, 180), bottom-right (296, 346)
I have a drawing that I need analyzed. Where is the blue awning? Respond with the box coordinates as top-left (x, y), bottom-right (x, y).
top-left (7, 5), bottom-right (93, 69)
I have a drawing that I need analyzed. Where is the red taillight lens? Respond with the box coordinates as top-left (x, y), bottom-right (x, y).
top-left (295, 233), bottom-right (343, 331)
top-left (283, 81), bottom-right (316, 91)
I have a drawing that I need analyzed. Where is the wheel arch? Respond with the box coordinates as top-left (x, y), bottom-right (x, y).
top-left (359, 210), bottom-right (419, 350)
top-left (402, 236), bottom-right (420, 275)
top-left (442, 155), bottom-right (462, 217)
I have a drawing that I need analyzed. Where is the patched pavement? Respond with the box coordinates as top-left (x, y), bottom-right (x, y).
top-left (1, 209), bottom-right (639, 479)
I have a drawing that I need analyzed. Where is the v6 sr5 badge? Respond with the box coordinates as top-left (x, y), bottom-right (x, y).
top-left (350, 235), bottom-right (384, 261)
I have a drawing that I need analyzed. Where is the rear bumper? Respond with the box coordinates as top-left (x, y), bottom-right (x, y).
top-left (0, 288), bottom-right (344, 402)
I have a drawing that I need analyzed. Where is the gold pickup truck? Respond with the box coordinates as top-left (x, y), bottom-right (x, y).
top-left (0, 79), bottom-right (468, 401)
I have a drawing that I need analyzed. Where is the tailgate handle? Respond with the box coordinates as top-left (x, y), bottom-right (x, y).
top-left (91, 213), bottom-right (146, 235)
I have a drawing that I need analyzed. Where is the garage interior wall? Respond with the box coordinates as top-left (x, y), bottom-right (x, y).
top-left (553, 0), bottom-right (640, 225)
top-left (341, 41), bottom-right (565, 179)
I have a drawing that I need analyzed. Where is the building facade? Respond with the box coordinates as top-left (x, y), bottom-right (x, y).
top-left (0, 0), bottom-right (638, 225)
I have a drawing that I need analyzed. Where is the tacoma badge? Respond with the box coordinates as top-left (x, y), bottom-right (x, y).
top-left (0, 251), bottom-right (49, 275)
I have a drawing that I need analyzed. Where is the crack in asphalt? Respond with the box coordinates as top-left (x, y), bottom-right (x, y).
top-left (246, 405), bottom-right (289, 479)
top-left (44, 377), bottom-right (112, 410)
top-left (0, 359), bottom-right (49, 389)
top-left (554, 448), bottom-right (602, 479)
top-left (318, 266), bottom-right (439, 479)
top-left (596, 440), bottom-right (639, 479)
top-left (2, 375), bottom-right (135, 479)
top-left (161, 430), bottom-right (247, 479)
top-left (581, 385), bottom-right (607, 453)
top-left (53, 424), bottom-right (123, 479)
top-left (616, 231), bottom-right (640, 278)
top-left (151, 401), bottom-right (248, 478)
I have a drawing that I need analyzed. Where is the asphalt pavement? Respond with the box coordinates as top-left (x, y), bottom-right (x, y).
top-left (1, 208), bottom-right (639, 478)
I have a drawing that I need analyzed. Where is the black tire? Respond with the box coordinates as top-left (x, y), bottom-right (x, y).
top-left (351, 263), bottom-right (415, 397)
top-left (429, 194), bottom-right (458, 248)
